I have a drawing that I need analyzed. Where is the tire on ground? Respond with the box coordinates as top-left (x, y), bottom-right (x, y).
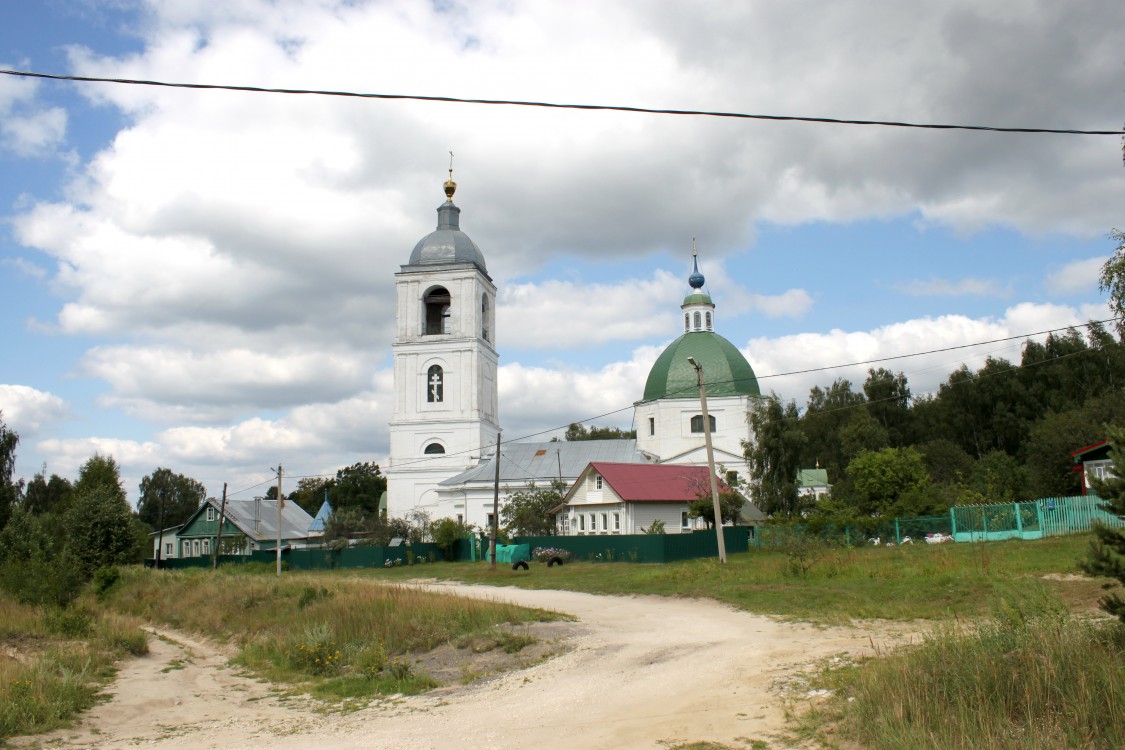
top-left (548, 557), bottom-right (564, 567)
top-left (513, 560), bottom-right (529, 570)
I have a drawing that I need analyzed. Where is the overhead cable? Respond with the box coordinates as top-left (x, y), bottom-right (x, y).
top-left (3, 69), bottom-right (1122, 136)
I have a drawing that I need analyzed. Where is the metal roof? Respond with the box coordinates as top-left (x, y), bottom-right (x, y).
top-left (641, 331), bottom-right (761, 402)
top-left (406, 200), bottom-right (488, 273)
top-left (439, 439), bottom-right (657, 487)
top-left (583, 462), bottom-right (723, 502)
top-left (215, 497), bottom-right (316, 542)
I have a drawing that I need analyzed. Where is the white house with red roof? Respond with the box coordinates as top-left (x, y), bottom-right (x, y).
top-left (557, 461), bottom-right (733, 536)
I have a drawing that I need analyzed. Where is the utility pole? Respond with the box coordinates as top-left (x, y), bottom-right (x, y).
top-left (490, 433), bottom-right (501, 569)
top-left (154, 482), bottom-right (166, 570)
top-left (688, 356), bottom-right (727, 563)
top-left (275, 465), bottom-right (284, 577)
top-left (213, 483), bottom-right (227, 570)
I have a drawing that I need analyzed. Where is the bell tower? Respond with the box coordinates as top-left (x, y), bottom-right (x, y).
top-left (385, 172), bottom-right (500, 518)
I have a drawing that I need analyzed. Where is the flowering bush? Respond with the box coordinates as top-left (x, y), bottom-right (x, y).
top-left (532, 547), bottom-right (573, 563)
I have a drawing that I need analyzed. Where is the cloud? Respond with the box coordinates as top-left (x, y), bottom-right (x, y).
top-left (0, 65), bottom-right (68, 156)
top-left (1047, 257), bottom-right (1105, 295)
top-left (0, 385), bottom-right (69, 435)
top-left (743, 301), bottom-right (1093, 405)
top-left (896, 277), bottom-right (1010, 297)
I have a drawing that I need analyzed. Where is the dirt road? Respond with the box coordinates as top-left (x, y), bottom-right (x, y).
top-left (20, 583), bottom-right (915, 749)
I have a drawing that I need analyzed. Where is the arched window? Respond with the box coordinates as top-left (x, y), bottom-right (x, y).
top-left (693, 311), bottom-right (701, 329)
top-left (424, 287), bottom-right (452, 335)
top-left (481, 294), bottom-right (490, 342)
top-left (426, 365), bottom-right (444, 402)
top-left (424, 442), bottom-right (445, 455)
top-left (705, 311), bottom-right (712, 330)
top-left (684, 312), bottom-right (690, 331)
top-left (690, 414), bottom-right (716, 433)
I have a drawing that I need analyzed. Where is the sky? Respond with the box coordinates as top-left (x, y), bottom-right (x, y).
top-left (1, 0), bottom-right (1123, 505)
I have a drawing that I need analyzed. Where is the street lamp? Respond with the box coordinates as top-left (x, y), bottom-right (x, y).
top-left (687, 357), bottom-right (728, 563)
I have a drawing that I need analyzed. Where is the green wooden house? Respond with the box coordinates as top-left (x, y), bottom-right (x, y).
top-left (154, 496), bottom-right (319, 560)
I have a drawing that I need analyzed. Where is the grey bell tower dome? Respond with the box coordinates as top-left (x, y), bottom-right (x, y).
top-left (407, 176), bottom-right (488, 274)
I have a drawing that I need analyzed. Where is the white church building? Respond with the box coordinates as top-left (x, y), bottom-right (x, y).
top-left (384, 175), bottom-right (762, 529)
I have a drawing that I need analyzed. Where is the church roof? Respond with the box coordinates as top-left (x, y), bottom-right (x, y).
top-left (797, 468), bottom-right (830, 488)
top-left (642, 331), bottom-right (761, 401)
top-left (438, 439), bottom-right (657, 487)
top-left (407, 200), bottom-right (488, 273)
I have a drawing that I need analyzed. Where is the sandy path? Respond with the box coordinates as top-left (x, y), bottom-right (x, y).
top-left (21, 583), bottom-right (916, 749)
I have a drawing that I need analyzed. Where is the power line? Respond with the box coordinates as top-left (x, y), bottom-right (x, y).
top-left (4, 69), bottom-right (1123, 136)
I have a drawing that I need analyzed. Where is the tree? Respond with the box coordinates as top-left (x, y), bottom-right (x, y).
top-left (501, 481), bottom-right (563, 536)
top-left (22, 469), bottom-right (73, 516)
top-left (687, 491), bottom-right (744, 529)
top-left (74, 454), bottom-right (126, 502)
top-left (0, 414), bottom-right (20, 533)
top-left (844, 447), bottom-right (930, 516)
top-left (970, 450), bottom-right (1028, 504)
top-left (1099, 229), bottom-right (1125, 337)
top-left (863, 368), bottom-right (913, 447)
top-left (288, 476), bottom-right (333, 515)
top-left (746, 395), bottom-right (806, 517)
top-left (137, 468), bottom-right (207, 529)
top-left (331, 462), bottom-right (387, 515)
top-left (65, 483), bottom-right (142, 577)
top-left (1079, 424), bottom-right (1125, 623)
top-left (564, 423), bottom-right (636, 441)
top-left (431, 517), bottom-right (475, 560)
top-left (800, 378), bottom-right (865, 481)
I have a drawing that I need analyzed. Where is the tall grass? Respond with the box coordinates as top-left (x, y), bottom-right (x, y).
top-left (0, 594), bottom-right (149, 741)
top-left (100, 566), bottom-right (562, 698)
top-left (806, 594), bottom-right (1125, 749)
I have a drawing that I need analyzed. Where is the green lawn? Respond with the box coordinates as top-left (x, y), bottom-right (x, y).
top-left (368, 534), bottom-right (1105, 623)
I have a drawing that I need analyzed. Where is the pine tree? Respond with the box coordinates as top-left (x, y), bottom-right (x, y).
top-left (1080, 425), bottom-right (1125, 624)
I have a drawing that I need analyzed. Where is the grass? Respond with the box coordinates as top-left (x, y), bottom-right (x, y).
top-left (97, 565), bottom-right (564, 702)
top-left (371, 533), bottom-right (1105, 623)
top-left (799, 592), bottom-right (1125, 749)
top-left (0, 595), bottom-right (149, 742)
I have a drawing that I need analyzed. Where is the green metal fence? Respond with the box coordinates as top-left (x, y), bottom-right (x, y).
top-left (752, 514), bottom-right (951, 549)
top-left (951, 496), bottom-right (1125, 542)
top-left (516, 527), bottom-right (750, 564)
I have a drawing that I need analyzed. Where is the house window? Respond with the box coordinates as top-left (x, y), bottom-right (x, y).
top-left (595, 475), bottom-right (603, 490)
top-left (601, 513), bottom-right (607, 531)
top-left (614, 513), bottom-right (620, 531)
top-left (486, 513), bottom-right (496, 531)
top-left (456, 514), bottom-right (463, 523)
top-left (589, 514), bottom-right (596, 533)
top-left (690, 414), bottom-right (716, 433)
top-left (681, 511), bottom-right (690, 529)
top-left (206, 507), bottom-right (216, 521)
top-left (165, 542), bottom-right (173, 555)
top-left (424, 442), bottom-right (445, 454)
top-left (192, 539), bottom-right (201, 557)
top-left (578, 515), bottom-right (585, 531)
top-left (202, 539), bottom-right (211, 555)
top-left (182, 541), bottom-right (190, 556)
top-left (424, 286), bottom-right (452, 335)
top-left (427, 365), bottom-right (444, 403)
top-left (648, 417), bottom-right (655, 436)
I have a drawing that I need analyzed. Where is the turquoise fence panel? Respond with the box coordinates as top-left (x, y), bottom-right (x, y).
top-left (1038, 495), bottom-right (1125, 537)
top-left (949, 496), bottom-right (1122, 542)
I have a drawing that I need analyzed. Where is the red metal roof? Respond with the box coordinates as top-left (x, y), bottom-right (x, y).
top-left (1071, 439), bottom-right (1110, 461)
top-left (588, 462), bottom-right (725, 502)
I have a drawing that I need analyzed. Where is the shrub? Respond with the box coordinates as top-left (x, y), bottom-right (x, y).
top-left (532, 547), bottom-right (573, 563)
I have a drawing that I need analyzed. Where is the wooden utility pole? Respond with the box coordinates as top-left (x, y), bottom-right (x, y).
top-left (490, 433), bottom-right (501, 569)
top-left (275, 465), bottom-right (284, 577)
top-left (212, 483), bottom-right (227, 570)
top-left (154, 483), bottom-right (167, 569)
top-left (688, 357), bottom-right (728, 563)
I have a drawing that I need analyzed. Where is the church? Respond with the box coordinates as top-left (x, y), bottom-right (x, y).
top-left (384, 174), bottom-right (762, 529)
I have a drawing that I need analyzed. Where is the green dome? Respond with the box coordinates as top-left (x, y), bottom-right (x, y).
top-left (642, 331), bottom-right (761, 401)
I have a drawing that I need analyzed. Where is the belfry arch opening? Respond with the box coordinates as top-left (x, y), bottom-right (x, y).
top-left (424, 286), bottom-right (452, 335)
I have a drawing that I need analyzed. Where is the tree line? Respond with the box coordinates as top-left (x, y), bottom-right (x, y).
top-left (746, 321), bottom-right (1125, 520)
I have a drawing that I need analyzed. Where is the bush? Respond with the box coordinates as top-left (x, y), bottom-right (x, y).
top-left (532, 547), bottom-right (573, 563)
top-left (93, 566), bottom-right (121, 597)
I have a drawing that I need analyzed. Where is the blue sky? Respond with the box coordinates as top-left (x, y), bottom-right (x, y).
top-left (1, 0), bottom-right (1122, 503)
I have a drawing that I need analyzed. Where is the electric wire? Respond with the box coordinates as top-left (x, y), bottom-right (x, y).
top-left (251, 317), bottom-right (1120, 486)
top-left (3, 69), bottom-right (1123, 136)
